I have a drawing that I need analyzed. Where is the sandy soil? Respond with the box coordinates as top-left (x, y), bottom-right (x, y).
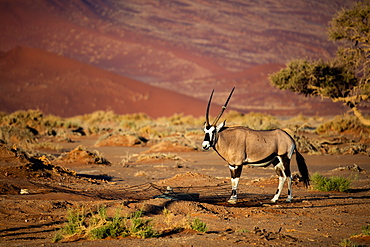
top-left (0, 136), bottom-right (369, 247)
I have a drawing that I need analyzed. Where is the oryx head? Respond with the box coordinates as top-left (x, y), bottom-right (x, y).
top-left (202, 87), bottom-right (235, 150)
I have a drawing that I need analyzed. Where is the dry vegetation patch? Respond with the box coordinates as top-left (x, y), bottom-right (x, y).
top-left (95, 133), bottom-right (147, 147)
top-left (0, 110), bottom-right (369, 246)
top-left (0, 144), bottom-right (93, 195)
top-left (57, 146), bottom-right (111, 165)
top-left (143, 141), bottom-right (196, 153)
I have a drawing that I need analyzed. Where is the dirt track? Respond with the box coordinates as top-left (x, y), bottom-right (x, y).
top-left (0, 136), bottom-right (369, 246)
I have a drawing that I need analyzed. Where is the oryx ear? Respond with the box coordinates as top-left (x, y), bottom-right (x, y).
top-left (216, 120), bottom-right (226, 131)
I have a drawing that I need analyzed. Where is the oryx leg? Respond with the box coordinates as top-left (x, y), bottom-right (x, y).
top-left (271, 155), bottom-right (292, 203)
top-left (284, 156), bottom-right (293, 202)
top-left (228, 165), bottom-right (243, 204)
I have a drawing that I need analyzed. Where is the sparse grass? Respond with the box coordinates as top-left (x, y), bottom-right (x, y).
top-left (90, 150), bottom-right (111, 165)
top-left (236, 229), bottom-right (250, 233)
top-left (293, 134), bottom-right (321, 154)
top-left (134, 171), bottom-right (148, 177)
top-left (317, 114), bottom-right (367, 134)
top-left (53, 206), bottom-right (158, 242)
top-left (190, 218), bottom-right (207, 233)
top-left (362, 224), bottom-right (370, 236)
top-left (224, 111), bottom-right (280, 130)
top-left (58, 146), bottom-right (111, 165)
top-left (162, 207), bottom-right (173, 227)
top-left (62, 206), bottom-right (86, 236)
top-left (311, 173), bottom-right (352, 192)
top-left (137, 153), bottom-right (183, 162)
top-left (339, 224), bottom-right (370, 247)
top-left (120, 151), bottom-right (134, 166)
top-left (339, 238), bottom-right (359, 247)
top-left (1, 109), bottom-right (367, 159)
top-left (0, 125), bottom-right (37, 149)
top-left (35, 141), bottom-right (63, 151)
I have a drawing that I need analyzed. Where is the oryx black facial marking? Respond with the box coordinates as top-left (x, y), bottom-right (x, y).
top-left (202, 125), bottom-right (216, 150)
top-left (203, 87), bottom-right (310, 204)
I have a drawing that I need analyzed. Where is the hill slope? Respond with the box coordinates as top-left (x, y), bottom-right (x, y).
top-left (0, 0), bottom-right (356, 116)
top-left (0, 46), bottom-right (211, 117)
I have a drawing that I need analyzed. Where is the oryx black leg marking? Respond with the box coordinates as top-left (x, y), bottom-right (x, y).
top-left (228, 165), bottom-right (243, 204)
top-left (283, 155), bottom-right (293, 202)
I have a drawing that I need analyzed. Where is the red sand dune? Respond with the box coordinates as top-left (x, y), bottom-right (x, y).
top-left (0, 0), bottom-right (358, 117)
top-left (0, 46), bottom-right (216, 118)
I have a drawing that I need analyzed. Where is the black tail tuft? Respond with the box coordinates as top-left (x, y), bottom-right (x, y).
top-left (296, 150), bottom-right (310, 187)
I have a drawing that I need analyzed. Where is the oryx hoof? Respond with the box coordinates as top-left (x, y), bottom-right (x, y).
top-left (227, 199), bottom-right (237, 204)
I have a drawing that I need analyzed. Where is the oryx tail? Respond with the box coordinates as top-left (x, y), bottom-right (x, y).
top-left (295, 150), bottom-right (310, 187)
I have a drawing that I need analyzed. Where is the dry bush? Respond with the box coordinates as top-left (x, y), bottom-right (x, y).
top-left (143, 140), bottom-right (196, 153)
top-left (0, 110), bottom-right (80, 140)
top-left (67, 111), bottom-right (152, 135)
top-left (0, 125), bottom-right (37, 149)
top-left (5, 110), bottom-right (72, 137)
top-left (294, 133), bottom-right (369, 155)
top-left (137, 153), bottom-right (183, 162)
top-left (317, 114), bottom-right (368, 134)
top-left (158, 114), bottom-right (203, 126)
top-left (293, 134), bottom-right (321, 154)
top-left (95, 132), bottom-right (147, 147)
top-left (224, 111), bottom-right (280, 130)
top-left (58, 146), bottom-right (111, 165)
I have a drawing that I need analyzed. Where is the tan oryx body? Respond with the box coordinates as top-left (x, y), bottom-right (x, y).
top-left (203, 88), bottom-right (310, 204)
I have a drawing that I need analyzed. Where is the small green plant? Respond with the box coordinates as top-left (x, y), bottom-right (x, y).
top-left (362, 224), bottom-right (370, 236)
top-left (51, 232), bottom-right (64, 243)
top-left (339, 238), bottom-right (358, 247)
top-left (162, 207), bottom-right (172, 226)
top-left (236, 229), bottom-right (250, 233)
top-left (89, 208), bottom-right (124, 239)
top-left (311, 173), bottom-right (352, 192)
top-left (127, 210), bottom-right (158, 238)
top-left (61, 207), bottom-right (86, 235)
top-left (339, 224), bottom-right (370, 247)
top-left (54, 206), bottom-right (158, 242)
top-left (190, 218), bottom-right (207, 233)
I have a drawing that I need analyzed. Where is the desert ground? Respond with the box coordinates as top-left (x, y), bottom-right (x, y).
top-left (0, 111), bottom-right (369, 246)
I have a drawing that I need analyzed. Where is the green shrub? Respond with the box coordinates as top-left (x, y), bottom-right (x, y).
top-left (190, 218), bottom-right (207, 233)
top-left (61, 207), bottom-right (86, 235)
top-left (339, 238), bottom-right (358, 247)
top-left (89, 209), bottom-right (124, 239)
top-left (362, 224), bottom-right (370, 236)
top-left (127, 210), bottom-right (158, 238)
top-left (54, 206), bottom-right (158, 242)
top-left (339, 224), bottom-right (370, 247)
top-left (311, 173), bottom-right (351, 192)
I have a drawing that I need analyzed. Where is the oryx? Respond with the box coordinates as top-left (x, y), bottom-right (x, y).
top-left (202, 87), bottom-right (310, 204)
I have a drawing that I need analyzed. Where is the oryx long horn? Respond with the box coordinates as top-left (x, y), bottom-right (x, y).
top-left (212, 87), bottom-right (235, 125)
top-left (205, 89), bottom-right (214, 126)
